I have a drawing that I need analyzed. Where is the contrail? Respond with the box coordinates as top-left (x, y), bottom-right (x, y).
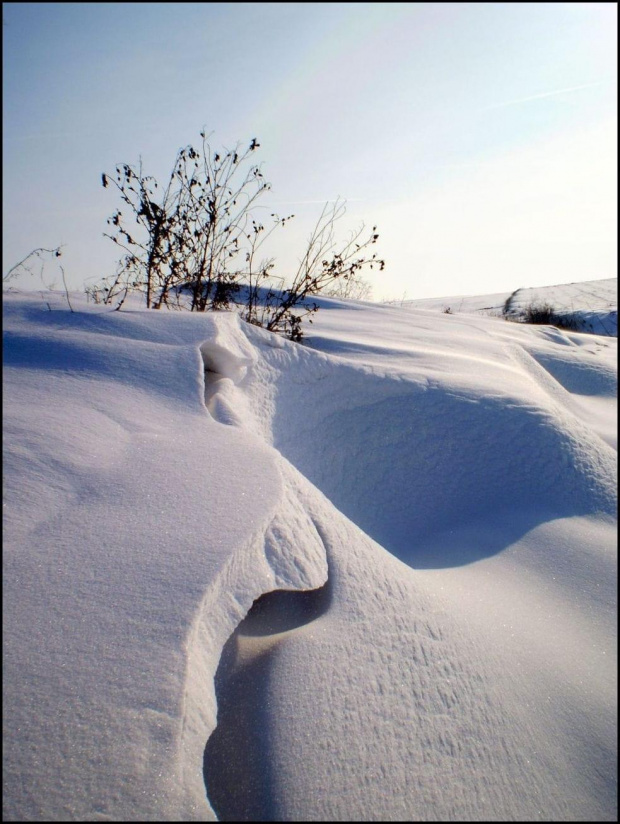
top-left (481, 81), bottom-right (604, 112)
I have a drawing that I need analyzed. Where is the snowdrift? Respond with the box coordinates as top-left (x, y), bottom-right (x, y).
top-left (3, 290), bottom-right (617, 821)
top-left (400, 277), bottom-right (617, 337)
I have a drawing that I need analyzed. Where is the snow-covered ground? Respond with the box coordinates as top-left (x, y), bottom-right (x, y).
top-left (3, 284), bottom-right (617, 821)
top-left (399, 277), bottom-right (617, 337)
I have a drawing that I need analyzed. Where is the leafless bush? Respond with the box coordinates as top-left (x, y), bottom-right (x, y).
top-left (523, 302), bottom-right (555, 324)
top-left (3, 245), bottom-right (73, 312)
top-left (97, 132), bottom-right (385, 340)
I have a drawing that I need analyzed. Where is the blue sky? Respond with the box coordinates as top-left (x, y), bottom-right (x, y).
top-left (3, 2), bottom-right (617, 300)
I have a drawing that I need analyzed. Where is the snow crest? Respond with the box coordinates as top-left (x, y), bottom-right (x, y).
top-left (177, 313), bottom-right (329, 819)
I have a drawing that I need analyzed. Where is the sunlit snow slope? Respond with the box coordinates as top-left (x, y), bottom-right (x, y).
top-left (3, 289), bottom-right (617, 821)
top-left (400, 277), bottom-right (617, 337)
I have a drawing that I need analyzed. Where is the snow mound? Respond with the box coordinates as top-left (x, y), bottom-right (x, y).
top-left (201, 305), bottom-right (617, 820)
top-left (241, 311), bottom-right (615, 568)
top-left (3, 290), bottom-right (617, 821)
top-left (400, 277), bottom-right (618, 336)
top-left (2, 295), bottom-right (327, 821)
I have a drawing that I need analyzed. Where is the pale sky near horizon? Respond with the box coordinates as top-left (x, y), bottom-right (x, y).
top-left (3, 2), bottom-right (617, 301)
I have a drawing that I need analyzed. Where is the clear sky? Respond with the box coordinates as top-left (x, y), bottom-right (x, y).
top-left (3, 2), bottom-right (617, 301)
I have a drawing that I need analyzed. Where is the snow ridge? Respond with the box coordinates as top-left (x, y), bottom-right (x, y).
top-left (196, 310), bottom-right (616, 821)
top-left (176, 314), bottom-right (329, 819)
top-left (178, 483), bottom-right (328, 819)
top-left (3, 292), bottom-right (616, 822)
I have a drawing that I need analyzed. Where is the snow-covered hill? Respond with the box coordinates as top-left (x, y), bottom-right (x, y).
top-left (399, 277), bottom-right (617, 337)
top-left (3, 288), bottom-right (617, 821)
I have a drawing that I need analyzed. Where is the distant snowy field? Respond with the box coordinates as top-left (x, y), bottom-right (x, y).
top-left (3, 282), bottom-right (617, 821)
top-left (400, 277), bottom-right (617, 337)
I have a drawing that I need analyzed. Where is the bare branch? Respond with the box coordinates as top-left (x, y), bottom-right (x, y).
top-left (3, 246), bottom-right (64, 282)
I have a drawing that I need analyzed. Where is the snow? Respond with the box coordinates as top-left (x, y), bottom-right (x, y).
top-left (3, 282), bottom-right (617, 821)
top-left (398, 277), bottom-right (617, 337)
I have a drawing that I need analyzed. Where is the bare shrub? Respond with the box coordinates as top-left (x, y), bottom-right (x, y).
top-left (97, 132), bottom-right (385, 340)
top-left (518, 302), bottom-right (581, 332)
top-left (3, 245), bottom-right (73, 312)
top-left (523, 302), bottom-right (555, 324)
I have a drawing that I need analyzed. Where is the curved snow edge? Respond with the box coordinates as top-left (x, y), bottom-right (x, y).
top-left (177, 314), bottom-right (327, 818)
top-left (176, 469), bottom-right (328, 820)
top-left (199, 313), bottom-right (257, 385)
